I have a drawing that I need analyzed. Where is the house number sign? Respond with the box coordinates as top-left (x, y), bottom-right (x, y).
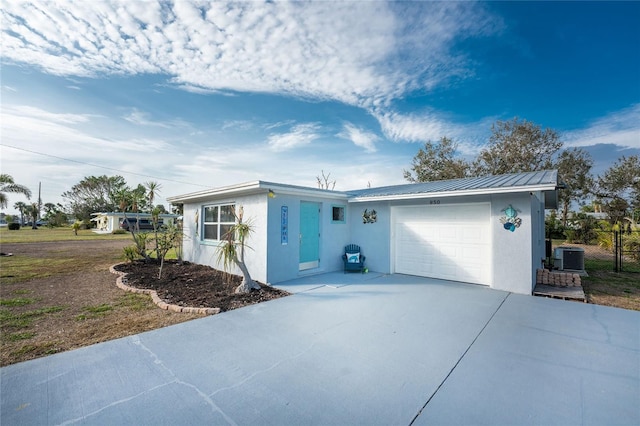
top-left (281, 206), bottom-right (288, 245)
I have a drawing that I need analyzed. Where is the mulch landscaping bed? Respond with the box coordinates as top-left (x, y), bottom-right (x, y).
top-left (114, 260), bottom-right (289, 312)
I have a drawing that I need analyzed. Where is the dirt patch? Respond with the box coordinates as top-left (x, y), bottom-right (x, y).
top-left (0, 239), bottom-right (287, 366)
top-left (114, 260), bottom-right (289, 312)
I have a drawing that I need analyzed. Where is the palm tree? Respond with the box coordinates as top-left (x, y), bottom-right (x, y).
top-left (144, 181), bottom-right (161, 212)
top-left (13, 201), bottom-right (27, 225)
top-left (25, 203), bottom-right (39, 229)
top-left (1, 174), bottom-right (31, 209)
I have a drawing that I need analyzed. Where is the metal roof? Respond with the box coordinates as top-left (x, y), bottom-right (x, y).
top-left (346, 170), bottom-right (559, 202)
top-left (167, 171), bottom-right (559, 204)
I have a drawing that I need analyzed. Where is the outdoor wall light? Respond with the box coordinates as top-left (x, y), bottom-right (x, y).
top-left (268, 189), bottom-right (276, 198)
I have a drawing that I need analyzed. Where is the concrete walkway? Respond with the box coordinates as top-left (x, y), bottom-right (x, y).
top-left (2, 273), bottom-right (638, 425)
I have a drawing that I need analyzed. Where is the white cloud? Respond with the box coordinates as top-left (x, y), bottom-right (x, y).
top-left (338, 123), bottom-right (379, 153)
top-left (371, 108), bottom-right (497, 157)
top-left (174, 141), bottom-right (409, 193)
top-left (564, 104), bottom-right (640, 149)
top-left (0, 1), bottom-right (510, 211)
top-left (122, 108), bottom-right (169, 128)
top-left (0, 1), bottom-right (499, 110)
top-left (374, 110), bottom-right (452, 143)
top-left (5, 104), bottom-right (92, 124)
top-left (0, 103), bottom-right (190, 208)
top-left (221, 120), bottom-right (254, 131)
top-left (267, 123), bottom-right (322, 152)
top-left (123, 108), bottom-right (193, 130)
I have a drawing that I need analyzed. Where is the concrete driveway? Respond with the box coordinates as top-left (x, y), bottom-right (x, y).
top-left (2, 273), bottom-right (639, 425)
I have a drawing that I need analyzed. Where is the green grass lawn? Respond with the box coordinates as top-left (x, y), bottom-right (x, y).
top-left (0, 226), bottom-right (131, 244)
top-left (582, 259), bottom-right (640, 311)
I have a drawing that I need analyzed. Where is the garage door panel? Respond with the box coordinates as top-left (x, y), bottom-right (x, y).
top-left (458, 227), bottom-right (488, 243)
top-left (394, 204), bottom-right (491, 285)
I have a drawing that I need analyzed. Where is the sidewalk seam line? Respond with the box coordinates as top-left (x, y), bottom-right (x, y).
top-left (408, 292), bottom-right (511, 426)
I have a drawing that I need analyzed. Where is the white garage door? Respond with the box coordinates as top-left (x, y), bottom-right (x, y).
top-left (393, 203), bottom-right (491, 285)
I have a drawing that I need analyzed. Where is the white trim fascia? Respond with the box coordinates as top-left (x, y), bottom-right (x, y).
top-left (269, 186), bottom-right (349, 200)
top-left (167, 181), bottom-right (262, 203)
top-left (348, 184), bottom-right (558, 203)
top-left (167, 181), bottom-right (349, 204)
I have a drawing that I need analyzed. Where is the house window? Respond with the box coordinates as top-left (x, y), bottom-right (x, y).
top-left (202, 203), bottom-right (236, 241)
top-left (332, 205), bottom-right (345, 223)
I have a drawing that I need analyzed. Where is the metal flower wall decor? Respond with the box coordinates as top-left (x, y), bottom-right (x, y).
top-left (500, 205), bottom-right (522, 232)
top-left (362, 209), bottom-right (377, 224)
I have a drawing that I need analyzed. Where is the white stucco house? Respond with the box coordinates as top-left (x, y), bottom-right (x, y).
top-left (167, 170), bottom-right (561, 295)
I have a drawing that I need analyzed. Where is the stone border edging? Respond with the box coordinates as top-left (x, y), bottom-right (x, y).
top-left (109, 263), bottom-right (221, 315)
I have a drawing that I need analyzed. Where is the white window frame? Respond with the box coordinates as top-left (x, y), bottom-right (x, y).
top-left (202, 203), bottom-right (236, 242)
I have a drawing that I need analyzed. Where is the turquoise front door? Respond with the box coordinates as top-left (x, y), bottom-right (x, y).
top-left (299, 202), bottom-right (320, 270)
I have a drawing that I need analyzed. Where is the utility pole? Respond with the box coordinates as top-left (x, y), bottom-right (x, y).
top-left (38, 182), bottom-right (42, 220)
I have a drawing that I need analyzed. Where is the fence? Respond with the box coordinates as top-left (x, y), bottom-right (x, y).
top-left (551, 230), bottom-right (640, 273)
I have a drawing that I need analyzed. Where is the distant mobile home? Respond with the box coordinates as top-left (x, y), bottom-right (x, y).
top-left (91, 212), bottom-right (180, 233)
top-left (167, 170), bottom-right (560, 295)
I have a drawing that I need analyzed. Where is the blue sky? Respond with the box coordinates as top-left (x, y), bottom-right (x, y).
top-left (1, 1), bottom-right (639, 212)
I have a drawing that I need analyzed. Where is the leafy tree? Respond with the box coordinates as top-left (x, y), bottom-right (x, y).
top-left (150, 206), bottom-right (164, 260)
top-left (403, 137), bottom-right (470, 182)
top-left (472, 118), bottom-right (562, 176)
top-left (556, 148), bottom-right (594, 226)
top-left (402, 119), bottom-right (598, 226)
top-left (565, 213), bottom-right (600, 244)
top-left (0, 174), bottom-right (31, 209)
top-left (62, 175), bottom-right (128, 222)
top-left (154, 204), bottom-right (169, 214)
top-left (43, 202), bottom-right (69, 227)
top-left (153, 223), bottom-right (182, 279)
top-left (216, 206), bottom-right (260, 293)
top-left (596, 155), bottom-right (640, 222)
top-left (545, 210), bottom-right (565, 239)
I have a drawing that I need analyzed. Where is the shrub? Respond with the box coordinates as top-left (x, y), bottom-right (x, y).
top-left (597, 232), bottom-right (614, 251)
top-left (111, 229), bottom-right (127, 235)
top-left (545, 211), bottom-right (565, 239)
top-left (565, 214), bottom-right (599, 244)
top-left (624, 233), bottom-right (640, 261)
top-left (8, 223), bottom-right (20, 230)
top-left (122, 245), bottom-right (140, 262)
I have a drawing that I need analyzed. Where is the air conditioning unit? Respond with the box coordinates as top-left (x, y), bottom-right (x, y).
top-left (553, 247), bottom-right (585, 271)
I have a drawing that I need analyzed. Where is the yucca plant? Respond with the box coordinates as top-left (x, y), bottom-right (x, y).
top-left (216, 206), bottom-right (260, 293)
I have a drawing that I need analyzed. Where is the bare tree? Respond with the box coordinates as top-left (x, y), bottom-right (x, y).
top-left (317, 170), bottom-right (336, 190)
